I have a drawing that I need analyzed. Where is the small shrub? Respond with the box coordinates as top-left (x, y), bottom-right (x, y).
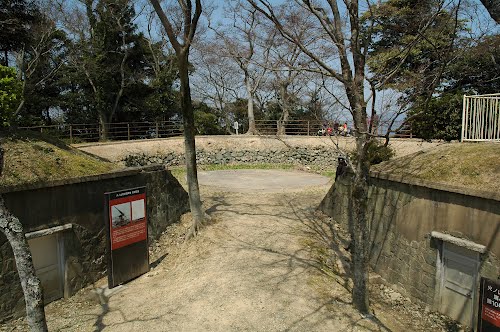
top-left (351, 140), bottom-right (395, 165)
top-left (368, 140), bottom-right (395, 164)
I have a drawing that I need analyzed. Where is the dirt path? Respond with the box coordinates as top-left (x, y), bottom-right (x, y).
top-left (3, 171), bottom-right (450, 332)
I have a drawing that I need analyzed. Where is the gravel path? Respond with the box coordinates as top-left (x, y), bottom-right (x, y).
top-left (4, 173), bottom-right (389, 331)
top-left (2, 170), bottom-right (452, 332)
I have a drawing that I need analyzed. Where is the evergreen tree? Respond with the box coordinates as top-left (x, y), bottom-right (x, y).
top-left (0, 0), bottom-right (39, 66)
top-left (0, 65), bottom-right (21, 126)
top-left (68, 0), bottom-right (151, 139)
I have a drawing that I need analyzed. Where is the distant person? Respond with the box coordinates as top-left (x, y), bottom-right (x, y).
top-left (318, 121), bottom-right (327, 136)
top-left (337, 125), bottom-right (344, 135)
top-left (333, 122), bottom-right (339, 133)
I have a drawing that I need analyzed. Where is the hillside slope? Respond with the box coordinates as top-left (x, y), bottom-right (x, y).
top-left (0, 133), bottom-right (119, 187)
top-left (372, 142), bottom-right (500, 193)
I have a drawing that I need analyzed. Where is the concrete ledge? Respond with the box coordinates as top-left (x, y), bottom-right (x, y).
top-left (431, 231), bottom-right (487, 253)
top-left (25, 224), bottom-right (73, 239)
top-left (0, 165), bottom-right (165, 194)
top-left (370, 170), bottom-right (500, 202)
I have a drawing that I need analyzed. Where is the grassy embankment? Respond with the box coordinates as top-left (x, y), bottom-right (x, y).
top-left (0, 132), bottom-right (120, 187)
top-left (3, 133), bottom-right (496, 193)
top-left (372, 142), bottom-right (500, 193)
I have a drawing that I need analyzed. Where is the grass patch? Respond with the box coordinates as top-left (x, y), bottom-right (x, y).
top-left (0, 132), bottom-right (120, 187)
top-left (169, 167), bottom-right (186, 184)
top-left (372, 142), bottom-right (500, 192)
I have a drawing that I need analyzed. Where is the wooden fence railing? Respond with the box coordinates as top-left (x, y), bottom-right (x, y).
top-left (19, 121), bottom-right (184, 143)
top-left (254, 120), bottom-right (326, 136)
top-left (19, 119), bottom-right (413, 142)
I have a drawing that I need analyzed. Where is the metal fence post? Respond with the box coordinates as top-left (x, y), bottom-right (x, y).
top-left (156, 122), bottom-right (159, 138)
top-left (69, 125), bottom-right (73, 143)
top-left (307, 121), bottom-right (310, 136)
top-left (127, 123), bottom-right (130, 140)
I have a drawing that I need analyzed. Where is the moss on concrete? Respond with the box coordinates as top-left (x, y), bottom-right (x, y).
top-left (372, 142), bottom-right (500, 193)
top-left (0, 132), bottom-right (119, 186)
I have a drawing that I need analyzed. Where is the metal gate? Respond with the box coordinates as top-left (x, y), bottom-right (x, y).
top-left (28, 233), bottom-right (64, 304)
top-left (461, 93), bottom-right (500, 142)
top-left (439, 242), bottom-right (480, 327)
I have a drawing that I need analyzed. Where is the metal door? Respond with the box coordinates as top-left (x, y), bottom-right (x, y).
top-left (440, 242), bottom-right (479, 327)
top-left (28, 233), bottom-right (64, 303)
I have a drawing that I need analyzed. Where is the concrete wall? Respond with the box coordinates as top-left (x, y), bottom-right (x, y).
top-left (320, 172), bottom-right (500, 306)
top-left (0, 165), bottom-right (189, 321)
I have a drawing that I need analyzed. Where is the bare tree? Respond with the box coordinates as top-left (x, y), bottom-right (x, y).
top-left (0, 146), bottom-right (48, 331)
top-left (149, 0), bottom-right (205, 238)
top-left (192, 40), bottom-right (244, 133)
top-left (209, 1), bottom-right (272, 134)
top-left (246, 0), bottom-right (378, 314)
top-left (248, 0), bottom-right (464, 314)
top-left (13, 19), bottom-right (64, 120)
top-left (268, 40), bottom-right (309, 135)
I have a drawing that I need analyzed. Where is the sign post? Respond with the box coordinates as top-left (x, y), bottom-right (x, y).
top-left (105, 187), bottom-right (149, 288)
top-left (478, 277), bottom-right (500, 331)
top-left (234, 121), bottom-right (239, 135)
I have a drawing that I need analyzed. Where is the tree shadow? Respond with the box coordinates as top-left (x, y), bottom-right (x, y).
top-left (90, 286), bottom-right (165, 331)
top-left (150, 253), bottom-right (168, 269)
top-left (202, 191), bottom-right (392, 331)
top-left (321, 150), bottom-right (500, 330)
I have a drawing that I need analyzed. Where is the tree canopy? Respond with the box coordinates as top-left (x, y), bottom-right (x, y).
top-left (0, 0), bottom-right (496, 141)
top-left (0, 65), bottom-right (21, 126)
top-left (0, 0), bottom-right (40, 66)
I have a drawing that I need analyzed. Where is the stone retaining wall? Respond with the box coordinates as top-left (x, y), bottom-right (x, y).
top-left (123, 146), bottom-right (339, 169)
top-left (0, 166), bottom-right (189, 321)
top-left (320, 172), bottom-right (500, 324)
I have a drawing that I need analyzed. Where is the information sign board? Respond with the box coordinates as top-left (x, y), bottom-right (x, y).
top-left (478, 277), bottom-right (500, 331)
top-left (105, 187), bottom-right (149, 288)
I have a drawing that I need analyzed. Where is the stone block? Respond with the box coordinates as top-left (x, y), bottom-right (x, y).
top-left (423, 251), bottom-right (437, 265)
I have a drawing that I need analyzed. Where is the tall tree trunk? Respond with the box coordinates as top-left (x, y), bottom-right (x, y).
top-left (0, 148), bottom-right (48, 331)
top-left (178, 52), bottom-right (204, 238)
top-left (349, 138), bottom-right (370, 314)
top-left (244, 75), bottom-right (256, 134)
top-left (98, 112), bottom-right (110, 141)
top-left (348, 90), bottom-right (371, 314)
top-left (149, 0), bottom-right (204, 239)
top-left (277, 84), bottom-right (289, 136)
top-left (277, 109), bottom-right (289, 136)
